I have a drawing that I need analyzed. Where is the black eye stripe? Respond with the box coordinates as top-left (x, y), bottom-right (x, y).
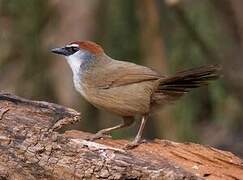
top-left (69, 47), bottom-right (79, 51)
top-left (71, 47), bottom-right (79, 51)
top-left (65, 46), bottom-right (79, 54)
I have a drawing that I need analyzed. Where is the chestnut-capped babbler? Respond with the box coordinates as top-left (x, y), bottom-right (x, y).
top-left (51, 41), bottom-right (220, 148)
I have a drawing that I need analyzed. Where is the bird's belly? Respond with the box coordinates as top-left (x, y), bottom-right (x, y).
top-left (83, 82), bottom-right (154, 116)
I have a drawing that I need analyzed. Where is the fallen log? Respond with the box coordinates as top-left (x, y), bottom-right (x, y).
top-left (0, 93), bottom-right (242, 179)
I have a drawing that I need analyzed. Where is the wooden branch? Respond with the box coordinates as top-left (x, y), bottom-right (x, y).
top-left (0, 93), bottom-right (242, 179)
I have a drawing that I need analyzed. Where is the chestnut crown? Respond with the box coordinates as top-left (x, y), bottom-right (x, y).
top-left (51, 41), bottom-right (104, 56)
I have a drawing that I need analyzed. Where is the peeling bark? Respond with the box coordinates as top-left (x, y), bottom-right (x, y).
top-left (0, 93), bottom-right (242, 179)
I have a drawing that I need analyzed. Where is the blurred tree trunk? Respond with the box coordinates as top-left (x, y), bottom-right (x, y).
top-left (136, 0), bottom-right (167, 72)
top-left (0, 0), bottom-right (55, 100)
top-left (230, 0), bottom-right (243, 48)
top-left (199, 0), bottom-right (243, 156)
top-left (136, 0), bottom-right (177, 139)
top-left (226, 0), bottom-right (243, 102)
top-left (213, 0), bottom-right (243, 102)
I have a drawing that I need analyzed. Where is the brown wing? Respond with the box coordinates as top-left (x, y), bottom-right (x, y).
top-left (85, 60), bottom-right (162, 89)
top-left (81, 60), bottom-right (163, 116)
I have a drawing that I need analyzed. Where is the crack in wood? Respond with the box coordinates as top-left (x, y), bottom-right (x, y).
top-left (170, 151), bottom-right (203, 165)
top-left (0, 108), bottom-right (10, 120)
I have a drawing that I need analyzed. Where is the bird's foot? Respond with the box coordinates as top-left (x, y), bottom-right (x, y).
top-left (86, 130), bottom-right (111, 141)
top-left (123, 139), bottom-right (147, 150)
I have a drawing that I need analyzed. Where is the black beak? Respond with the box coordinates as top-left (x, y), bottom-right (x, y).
top-left (51, 47), bottom-right (69, 56)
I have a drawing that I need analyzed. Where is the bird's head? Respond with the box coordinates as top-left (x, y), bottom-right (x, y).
top-left (51, 41), bottom-right (105, 73)
top-left (51, 41), bottom-right (104, 59)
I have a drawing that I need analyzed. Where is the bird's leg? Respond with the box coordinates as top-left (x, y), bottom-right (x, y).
top-left (125, 114), bottom-right (148, 149)
top-left (88, 117), bottom-right (134, 141)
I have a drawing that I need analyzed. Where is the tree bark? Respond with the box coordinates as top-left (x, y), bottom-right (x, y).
top-left (0, 93), bottom-right (242, 179)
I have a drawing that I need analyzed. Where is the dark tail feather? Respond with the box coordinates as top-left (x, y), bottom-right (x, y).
top-left (153, 64), bottom-right (221, 103)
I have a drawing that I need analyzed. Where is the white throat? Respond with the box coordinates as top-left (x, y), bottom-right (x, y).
top-left (65, 51), bottom-right (86, 96)
top-left (66, 53), bottom-right (82, 75)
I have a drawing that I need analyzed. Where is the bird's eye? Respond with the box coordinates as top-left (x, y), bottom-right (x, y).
top-left (71, 47), bottom-right (79, 52)
top-left (70, 47), bottom-right (79, 52)
top-left (65, 46), bottom-right (79, 54)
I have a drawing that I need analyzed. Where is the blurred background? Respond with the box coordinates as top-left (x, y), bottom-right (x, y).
top-left (0, 0), bottom-right (242, 157)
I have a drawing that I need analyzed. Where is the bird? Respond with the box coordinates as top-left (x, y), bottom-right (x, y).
top-left (51, 41), bottom-right (221, 148)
